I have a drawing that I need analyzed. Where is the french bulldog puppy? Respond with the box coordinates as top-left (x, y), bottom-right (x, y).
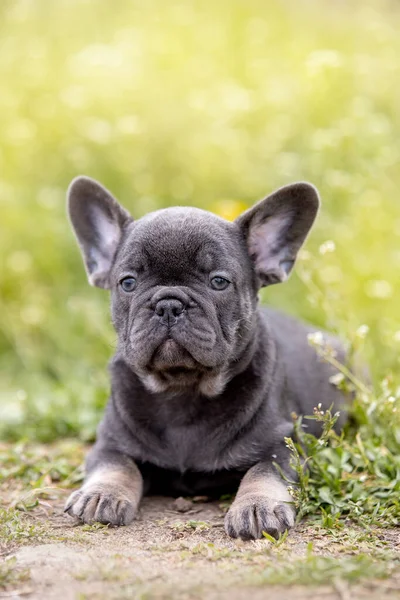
top-left (64, 176), bottom-right (346, 539)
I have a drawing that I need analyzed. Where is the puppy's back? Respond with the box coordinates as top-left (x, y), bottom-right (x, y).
top-left (261, 307), bottom-right (348, 432)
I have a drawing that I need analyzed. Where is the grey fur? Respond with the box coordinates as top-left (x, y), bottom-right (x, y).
top-left (65, 176), bottom-right (348, 539)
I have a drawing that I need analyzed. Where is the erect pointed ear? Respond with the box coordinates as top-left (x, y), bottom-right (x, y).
top-left (235, 182), bottom-right (320, 287)
top-left (67, 176), bottom-right (132, 289)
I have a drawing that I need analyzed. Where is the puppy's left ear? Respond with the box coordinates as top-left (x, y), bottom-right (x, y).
top-left (236, 182), bottom-right (320, 287)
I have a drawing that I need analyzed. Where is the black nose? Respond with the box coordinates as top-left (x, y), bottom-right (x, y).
top-left (155, 298), bottom-right (185, 326)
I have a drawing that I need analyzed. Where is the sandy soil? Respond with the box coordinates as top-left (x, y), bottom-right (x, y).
top-left (2, 492), bottom-right (400, 600)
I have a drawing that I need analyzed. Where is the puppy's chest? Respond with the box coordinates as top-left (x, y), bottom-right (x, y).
top-left (146, 424), bottom-right (216, 472)
top-left (136, 421), bottom-right (265, 473)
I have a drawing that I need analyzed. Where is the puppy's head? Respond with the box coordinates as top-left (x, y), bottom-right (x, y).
top-left (67, 177), bottom-right (319, 396)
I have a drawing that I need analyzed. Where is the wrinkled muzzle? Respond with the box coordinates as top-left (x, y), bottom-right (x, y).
top-left (123, 286), bottom-right (232, 396)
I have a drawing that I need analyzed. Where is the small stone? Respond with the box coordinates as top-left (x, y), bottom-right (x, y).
top-left (172, 497), bottom-right (193, 513)
top-left (192, 496), bottom-right (210, 503)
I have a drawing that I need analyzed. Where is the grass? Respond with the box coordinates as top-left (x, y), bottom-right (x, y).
top-left (170, 520), bottom-right (211, 532)
top-left (258, 550), bottom-right (395, 586)
top-left (0, 441), bottom-right (85, 487)
top-left (0, 558), bottom-right (30, 591)
top-left (0, 0), bottom-right (400, 442)
top-left (0, 508), bottom-right (46, 544)
top-left (281, 337), bottom-right (400, 528)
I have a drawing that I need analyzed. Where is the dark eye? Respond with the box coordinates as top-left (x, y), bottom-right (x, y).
top-left (210, 276), bottom-right (230, 291)
top-left (120, 276), bottom-right (137, 292)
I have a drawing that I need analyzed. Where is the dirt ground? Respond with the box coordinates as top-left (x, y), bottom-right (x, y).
top-left (2, 491), bottom-right (400, 600)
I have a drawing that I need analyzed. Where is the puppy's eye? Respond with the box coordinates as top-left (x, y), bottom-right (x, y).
top-left (120, 276), bottom-right (137, 292)
top-left (210, 276), bottom-right (230, 291)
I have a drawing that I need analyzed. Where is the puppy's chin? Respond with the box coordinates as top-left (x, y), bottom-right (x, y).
top-left (141, 369), bottom-right (228, 398)
top-left (139, 339), bottom-right (228, 398)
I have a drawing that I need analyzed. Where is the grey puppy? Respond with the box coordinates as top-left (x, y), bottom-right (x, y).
top-left (64, 176), bottom-right (346, 539)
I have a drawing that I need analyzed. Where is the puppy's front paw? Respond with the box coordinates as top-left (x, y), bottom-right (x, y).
top-left (224, 494), bottom-right (295, 540)
top-left (64, 468), bottom-right (141, 526)
top-left (64, 485), bottom-right (137, 526)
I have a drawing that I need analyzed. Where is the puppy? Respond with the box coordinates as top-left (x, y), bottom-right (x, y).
top-left (64, 177), bottom-right (347, 539)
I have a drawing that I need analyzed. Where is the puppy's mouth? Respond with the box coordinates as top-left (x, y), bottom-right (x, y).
top-left (152, 339), bottom-right (198, 370)
top-left (132, 337), bottom-right (227, 397)
top-left (150, 339), bottom-right (207, 384)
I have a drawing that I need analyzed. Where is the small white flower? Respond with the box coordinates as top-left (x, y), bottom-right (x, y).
top-left (356, 324), bottom-right (369, 339)
top-left (330, 373), bottom-right (345, 386)
top-left (319, 240), bottom-right (336, 255)
top-left (308, 331), bottom-right (324, 346)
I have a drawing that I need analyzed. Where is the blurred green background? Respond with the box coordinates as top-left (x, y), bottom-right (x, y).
top-left (1, 0), bottom-right (399, 441)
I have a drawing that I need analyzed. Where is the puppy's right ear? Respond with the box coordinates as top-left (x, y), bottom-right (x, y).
top-left (67, 176), bottom-right (132, 289)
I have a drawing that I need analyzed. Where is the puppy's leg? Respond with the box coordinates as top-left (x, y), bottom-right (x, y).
top-left (64, 449), bottom-right (143, 526)
top-left (224, 461), bottom-right (295, 540)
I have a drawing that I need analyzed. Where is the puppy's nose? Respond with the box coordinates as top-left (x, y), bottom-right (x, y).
top-left (155, 298), bottom-right (185, 326)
